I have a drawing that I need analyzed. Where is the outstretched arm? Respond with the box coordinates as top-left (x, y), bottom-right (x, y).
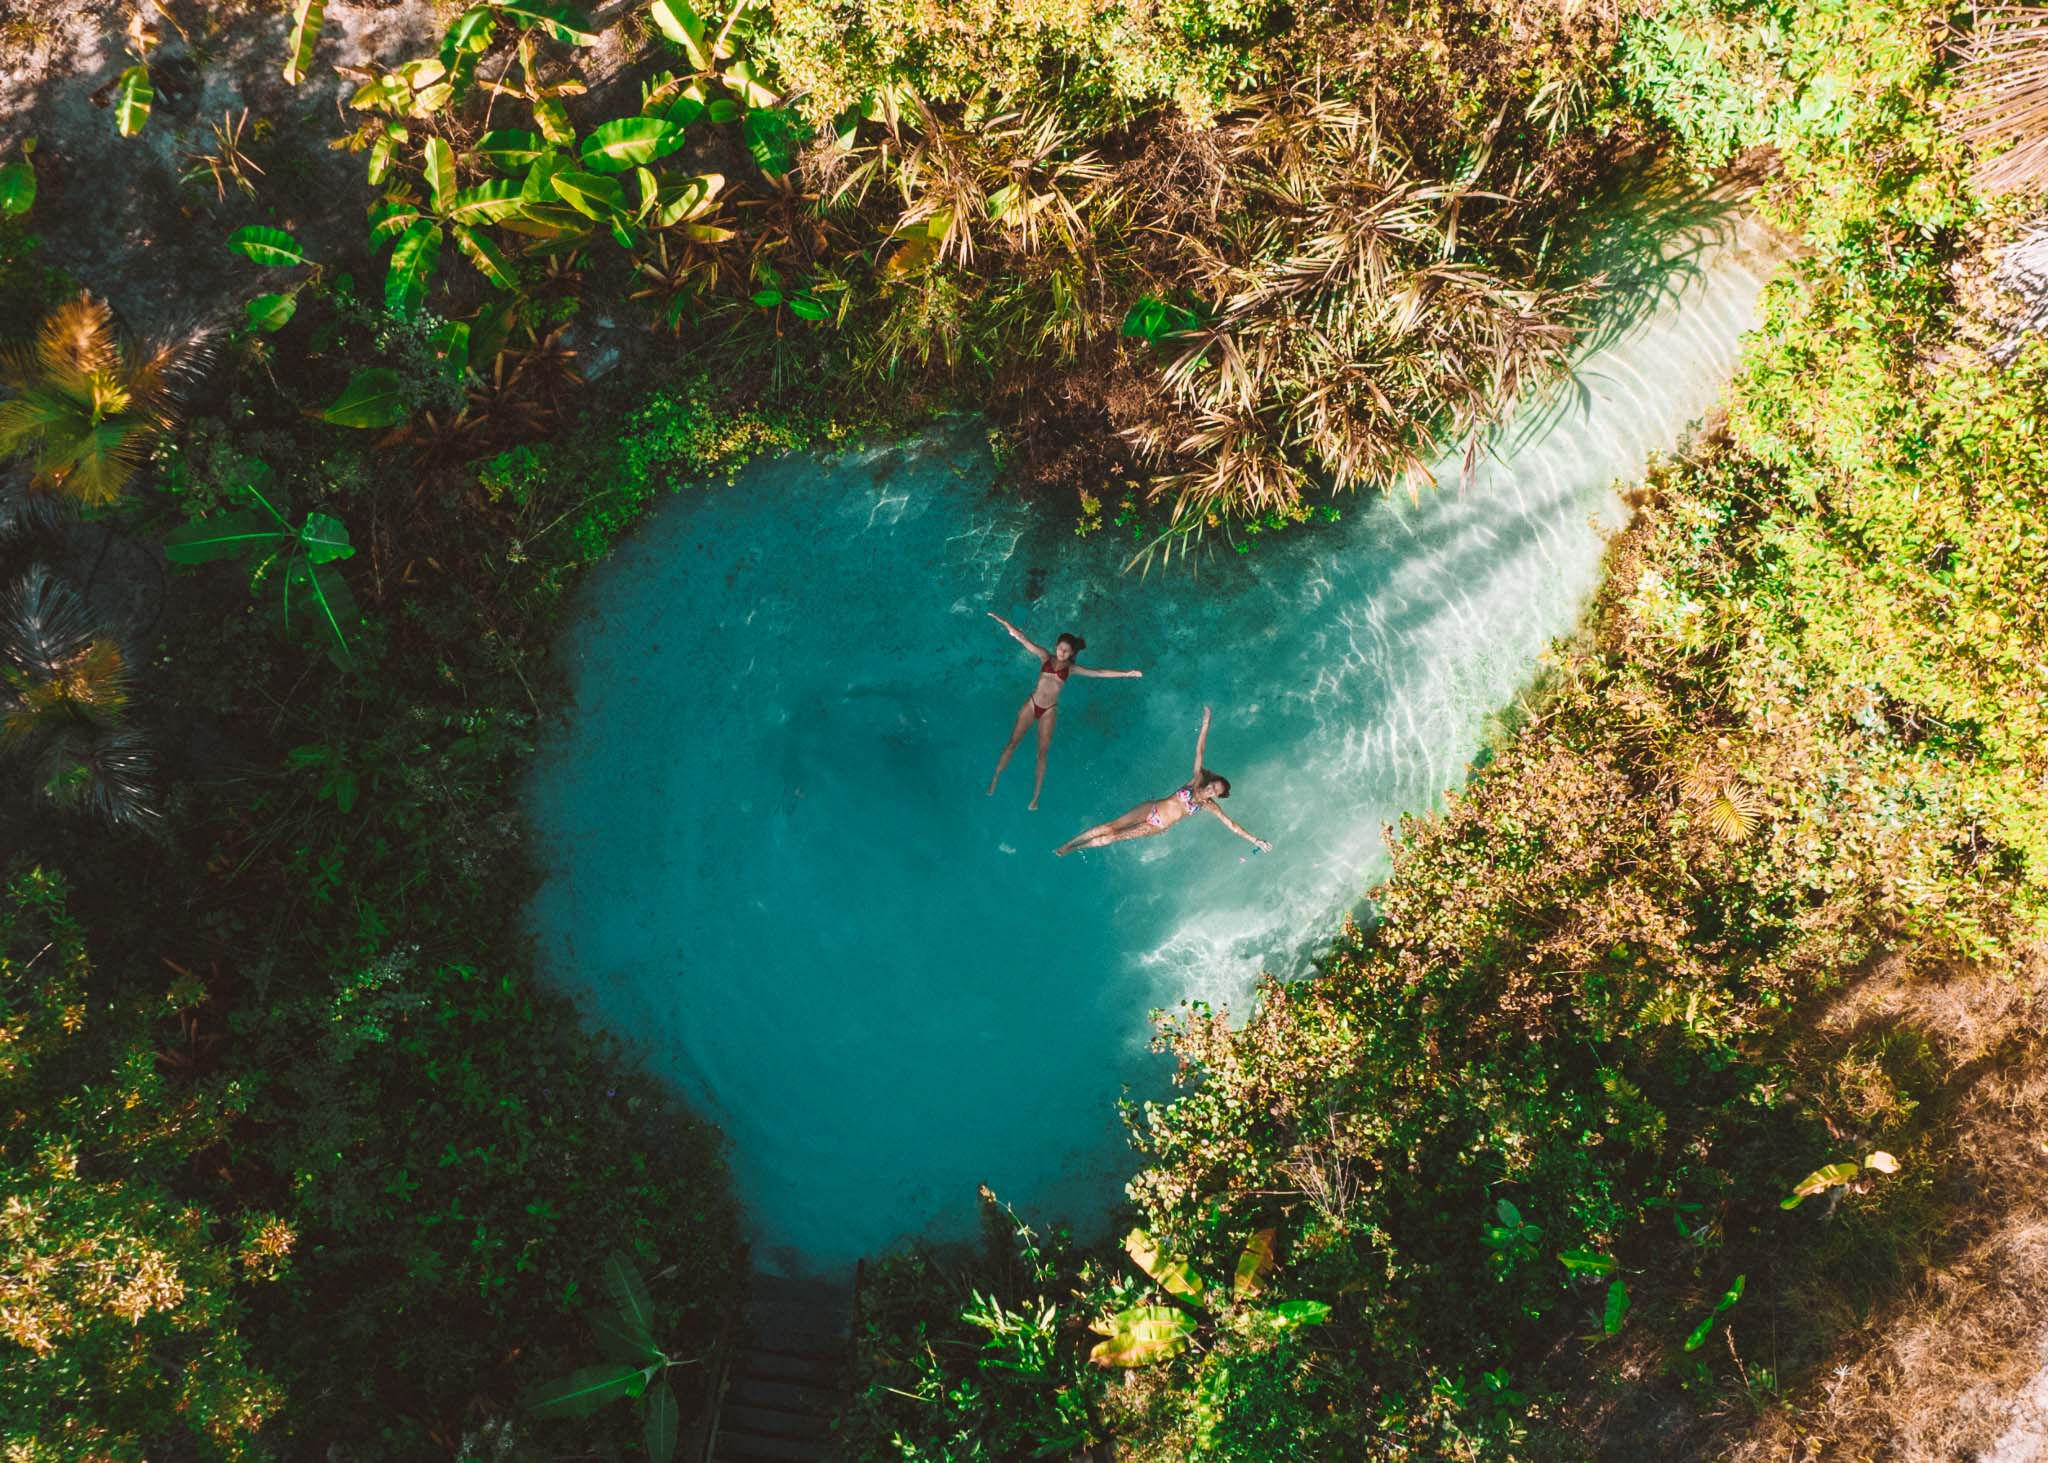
top-left (1072, 665), bottom-right (1142, 679)
top-left (987, 612), bottom-right (1046, 661)
top-left (1191, 706), bottom-right (1211, 781)
top-left (1206, 805), bottom-right (1271, 853)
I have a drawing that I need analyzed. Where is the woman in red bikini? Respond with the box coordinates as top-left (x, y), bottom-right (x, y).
top-left (1055, 706), bottom-right (1271, 857)
top-left (985, 612), bottom-right (1142, 810)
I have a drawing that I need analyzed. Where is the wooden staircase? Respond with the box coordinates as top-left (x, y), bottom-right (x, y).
top-left (699, 1270), bottom-right (854, 1463)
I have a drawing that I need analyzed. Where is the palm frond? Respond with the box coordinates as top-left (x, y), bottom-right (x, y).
top-left (1952, 4), bottom-right (2048, 193)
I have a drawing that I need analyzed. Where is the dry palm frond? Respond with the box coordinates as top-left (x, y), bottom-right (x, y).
top-left (0, 293), bottom-right (211, 504)
top-left (181, 107), bottom-right (266, 202)
top-left (1678, 760), bottom-right (1768, 843)
top-left (1952, 4), bottom-right (2048, 193)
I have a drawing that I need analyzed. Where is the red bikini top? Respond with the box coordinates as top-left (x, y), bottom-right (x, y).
top-left (1040, 658), bottom-right (1072, 681)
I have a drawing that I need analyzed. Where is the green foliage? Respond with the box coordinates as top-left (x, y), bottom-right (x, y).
top-left (523, 1252), bottom-right (698, 1462)
top-left (0, 867), bottom-right (285, 1461)
top-left (163, 458), bottom-right (361, 667)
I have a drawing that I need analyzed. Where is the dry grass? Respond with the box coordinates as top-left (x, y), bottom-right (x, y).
top-left (1719, 946), bottom-right (2048, 1463)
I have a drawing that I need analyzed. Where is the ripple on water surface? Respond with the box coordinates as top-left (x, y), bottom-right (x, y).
top-left (527, 211), bottom-right (1785, 1271)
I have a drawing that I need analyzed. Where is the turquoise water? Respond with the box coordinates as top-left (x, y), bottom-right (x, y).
top-left (527, 210), bottom-right (1783, 1272)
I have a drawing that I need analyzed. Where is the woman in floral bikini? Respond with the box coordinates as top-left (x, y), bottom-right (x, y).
top-left (985, 612), bottom-right (1142, 810)
top-left (1055, 706), bottom-right (1271, 857)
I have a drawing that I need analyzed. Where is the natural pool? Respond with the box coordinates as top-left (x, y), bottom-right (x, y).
top-left (528, 205), bottom-right (1785, 1273)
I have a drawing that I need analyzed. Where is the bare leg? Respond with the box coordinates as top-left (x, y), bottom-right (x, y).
top-left (1056, 803), bottom-right (1163, 856)
top-left (988, 702), bottom-right (1036, 795)
top-left (1028, 707), bottom-right (1056, 810)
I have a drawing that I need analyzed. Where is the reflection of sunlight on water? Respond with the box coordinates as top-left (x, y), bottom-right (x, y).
top-left (528, 211), bottom-right (1792, 1269)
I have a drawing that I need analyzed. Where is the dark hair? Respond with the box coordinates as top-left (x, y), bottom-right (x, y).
top-left (1055, 632), bottom-right (1086, 655)
top-left (1199, 768), bottom-right (1230, 798)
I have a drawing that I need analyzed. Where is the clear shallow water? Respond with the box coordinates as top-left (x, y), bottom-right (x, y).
top-left (528, 207), bottom-right (1785, 1273)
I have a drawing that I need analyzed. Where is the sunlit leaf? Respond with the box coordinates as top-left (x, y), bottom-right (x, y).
top-left (422, 136), bottom-right (456, 212)
top-left (648, 0), bottom-right (711, 69)
top-left (476, 129), bottom-right (548, 172)
top-left (0, 158), bottom-right (33, 218)
top-left (1780, 1161), bottom-right (1861, 1210)
top-left (1265, 1299), bottom-right (1331, 1330)
top-left (1233, 1229), bottom-right (1276, 1300)
top-left (114, 66), bottom-right (152, 137)
top-left (1086, 1305), bottom-right (1196, 1367)
top-left (446, 179), bottom-right (526, 224)
top-left (228, 225), bottom-right (313, 268)
top-left (282, 0), bottom-right (326, 85)
top-left (1864, 1151), bottom-right (1900, 1174)
top-left (245, 292), bottom-right (298, 332)
top-left (1123, 1229), bottom-right (1203, 1300)
top-left (299, 512), bottom-right (354, 565)
top-left (492, 0), bottom-right (600, 44)
top-left (451, 223), bottom-right (517, 289)
top-left (1558, 1249), bottom-right (1617, 1276)
top-left (578, 117), bottom-right (686, 173)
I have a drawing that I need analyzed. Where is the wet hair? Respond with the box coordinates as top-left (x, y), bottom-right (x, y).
top-left (1199, 768), bottom-right (1230, 798)
top-left (1055, 632), bottom-right (1086, 655)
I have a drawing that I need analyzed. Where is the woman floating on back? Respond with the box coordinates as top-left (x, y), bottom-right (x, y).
top-left (986, 612), bottom-right (1142, 810)
top-left (1055, 706), bottom-right (1271, 857)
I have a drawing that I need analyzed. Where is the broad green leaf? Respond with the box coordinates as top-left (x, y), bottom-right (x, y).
top-left (605, 1253), bottom-right (656, 1339)
top-left (1233, 1229), bottom-right (1276, 1301)
top-left (430, 319), bottom-right (470, 375)
top-left (0, 159), bottom-right (38, 218)
top-left (723, 58), bottom-right (779, 110)
top-left (299, 512), bottom-right (354, 564)
top-left (654, 171), bottom-right (722, 226)
top-left (1123, 1228), bottom-right (1203, 1301)
top-left (385, 219), bottom-right (443, 316)
top-left (228, 225), bottom-right (313, 269)
top-left (446, 179), bottom-right (526, 224)
top-left (588, 1306), bottom-right (660, 1365)
top-left (397, 58), bottom-right (447, 90)
top-left (295, 560), bottom-right (360, 669)
top-left (579, 117), bottom-right (685, 173)
top-left (550, 169), bottom-right (628, 222)
top-left (282, 0), bottom-right (325, 85)
top-left (1265, 1299), bottom-right (1331, 1329)
top-left (1780, 1161), bottom-right (1861, 1210)
top-left (522, 151), bottom-right (571, 202)
top-left (493, 0), bottom-right (600, 44)
top-left (441, 5), bottom-right (496, 65)
top-left (422, 136), bottom-right (456, 212)
top-left (705, 97), bottom-right (739, 125)
top-left (643, 1379), bottom-right (679, 1463)
top-left (750, 288), bottom-right (781, 308)
top-left (451, 223), bottom-right (517, 288)
top-left (533, 94), bottom-right (574, 146)
top-left (1086, 1305), bottom-right (1196, 1367)
top-left (787, 296), bottom-right (828, 322)
top-left (368, 128), bottom-right (403, 185)
top-left (114, 66), bottom-right (152, 137)
top-left (1558, 1249), bottom-right (1617, 1277)
top-left (1497, 1200), bottom-right (1522, 1227)
top-left (741, 107), bottom-right (802, 176)
top-left (369, 199), bottom-right (424, 248)
top-left (319, 367), bottom-right (407, 428)
top-left (476, 129), bottom-right (548, 172)
top-left (352, 74), bottom-right (410, 112)
top-left (165, 510), bottom-right (283, 564)
top-left (245, 292), bottom-right (298, 332)
top-left (646, 91), bottom-right (704, 129)
top-left (1602, 1279), bottom-right (1629, 1335)
top-left (523, 1363), bottom-right (642, 1419)
top-left (1683, 1313), bottom-right (1716, 1352)
top-left (412, 81), bottom-right (454, 115)
top-left (648, 0), bottom-right (711, 69)
top-left (1715, 1274), bottom-right (1746, 1312)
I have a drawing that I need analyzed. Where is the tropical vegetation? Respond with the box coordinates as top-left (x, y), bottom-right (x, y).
top-left (1, 0), bottom-right (2044, 1457)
